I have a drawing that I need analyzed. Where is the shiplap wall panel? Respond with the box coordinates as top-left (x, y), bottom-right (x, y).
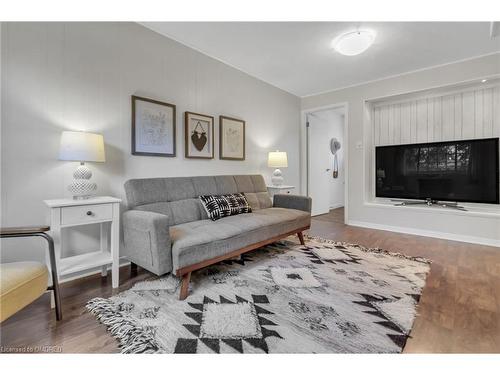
top-left (410, 102), bottom-right (417, 142)
top-left (494, 86), bottom-right (500, 136)
top-left (416, 99), bottom-right (427, 142)
top-left (387, 104), bottom-right (394, 144)
top-left (400, 102), bottom-right (411, 144)
top-left (454, 94), bottom-right (462, 139)
top-left (374, 106), bottom-right (380, 145)
top-left (484, 88), bottom-right (493, 137)
top-left (433, 97), bottom-right (443, 141)
top-left (373, 85), bottom-right (500, 146)
top-left (427, 98), bottom-right (435, 142)
top-left (442, 95), bottom-right (455, 141)
top-left (395, 104), bottom-right (402, 143)
top-left (475, 90), bottom-right (484, 138)
top-left (462, 91), bottom-right (475, 139)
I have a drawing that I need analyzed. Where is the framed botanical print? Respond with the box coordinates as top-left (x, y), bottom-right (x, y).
top-left (219, 116), bottom-right (245, 160)
top-left (184, 112), bottom-right (214, 159)
top-left (131, 95), bottom-right (176, 157)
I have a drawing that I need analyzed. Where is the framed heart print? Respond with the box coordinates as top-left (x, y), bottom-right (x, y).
top-left (220, 116), bottom-right (245, 160)
top-left (184, 111), bottom-right (214, 159)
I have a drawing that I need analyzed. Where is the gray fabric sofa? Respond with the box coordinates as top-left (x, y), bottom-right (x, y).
top-left (123, 174), bottom-right (311, 299)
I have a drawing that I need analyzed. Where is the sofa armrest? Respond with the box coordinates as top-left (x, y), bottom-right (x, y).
top-left (122, 210), bottom-right (172, 275)
top-left (273, 194), bottom-right (312, 213)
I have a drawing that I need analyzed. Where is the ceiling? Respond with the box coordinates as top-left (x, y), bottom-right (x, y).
top-left (141, 22), bottom-right (500, 97)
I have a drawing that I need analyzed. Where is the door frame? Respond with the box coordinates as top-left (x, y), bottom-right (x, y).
top-left (300, 102), bottom-right (349, 223)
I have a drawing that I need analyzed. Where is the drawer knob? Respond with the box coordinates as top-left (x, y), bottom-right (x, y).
top-left (86, 211), bottom-right (93, 216)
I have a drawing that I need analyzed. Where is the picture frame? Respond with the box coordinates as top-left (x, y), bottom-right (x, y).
top-left (131, 95), bottom-right (176, 157)
top-left (184, 111), bottom-right (214, 159)
top-left (219, 116), bottom-right (245, 160)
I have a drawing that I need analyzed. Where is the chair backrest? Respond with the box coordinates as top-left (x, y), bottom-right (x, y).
top-left (124, 175), bottom-right (272, 226)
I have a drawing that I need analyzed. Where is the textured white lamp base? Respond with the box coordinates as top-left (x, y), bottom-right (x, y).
top-left (68, 163), bottom-right (97, 199)
top-left (271, 168), bottom-right (284, 186)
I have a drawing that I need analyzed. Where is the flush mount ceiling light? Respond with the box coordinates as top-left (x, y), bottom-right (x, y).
top-left (333, 30), bottom-right (375, 56)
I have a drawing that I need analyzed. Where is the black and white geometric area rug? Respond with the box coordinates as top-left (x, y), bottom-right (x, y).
top-left (87, 236), bottom-right (430, 354)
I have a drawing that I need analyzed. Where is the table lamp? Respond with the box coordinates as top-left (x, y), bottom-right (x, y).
top-left (59, 131), bottom-right (105, 199)
top-left (268, 150), bottom-right (288, 186)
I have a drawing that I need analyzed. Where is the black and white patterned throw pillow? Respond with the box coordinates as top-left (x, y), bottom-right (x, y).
top-left (199, 193), bottom-right (252, 221)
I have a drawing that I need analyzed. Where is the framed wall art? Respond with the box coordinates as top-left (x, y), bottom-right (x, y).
top-left (184, 111), bottom-right (214, 159)
top-left (131, 95), bottom-right (176, 157)
top-left (219, 116), bottom-right (245, 160)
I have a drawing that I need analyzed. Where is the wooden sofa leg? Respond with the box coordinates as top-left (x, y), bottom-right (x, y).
top-left (179, 272), bottom-right (191, 300)
top-left (297, 231), bottom-right (305, 245)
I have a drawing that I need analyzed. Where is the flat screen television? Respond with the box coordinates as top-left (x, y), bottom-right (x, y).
top-left (375, 138), bottom-right (499, 204)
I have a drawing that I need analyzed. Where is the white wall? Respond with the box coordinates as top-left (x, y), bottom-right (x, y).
top-left (301, 53), bottom-right (500, 247)
top-left (0, 22), bottom-right (301, 263)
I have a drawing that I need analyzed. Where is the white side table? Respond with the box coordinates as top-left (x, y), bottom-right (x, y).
top-left (44, 196), bottom-right (121, 288)
top-left (267, 185), bottom-right (295, 200)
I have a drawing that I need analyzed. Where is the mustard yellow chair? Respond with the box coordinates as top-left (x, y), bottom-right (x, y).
top-left (1, 226), bottom-right (62, 322)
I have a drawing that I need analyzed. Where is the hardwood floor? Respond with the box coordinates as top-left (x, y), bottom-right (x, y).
top-left (1, 208), bottom-right (499, 353)
top-left (311, 209), bottom-right (500, 353)
top-left (313, 206), bottom-right (345, 224)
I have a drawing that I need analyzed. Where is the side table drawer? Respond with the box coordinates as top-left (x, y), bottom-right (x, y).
top-left (61, 204), bottom-right (112, 225)
top-left (268, 188), bottom-right (294, 195)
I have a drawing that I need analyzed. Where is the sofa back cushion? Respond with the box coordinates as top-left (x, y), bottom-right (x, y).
top-left (124, 175), bottom-right (271, 225)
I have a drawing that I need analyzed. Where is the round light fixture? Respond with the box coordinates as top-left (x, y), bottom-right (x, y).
top-left (333, 30), bottom-right (375, 56)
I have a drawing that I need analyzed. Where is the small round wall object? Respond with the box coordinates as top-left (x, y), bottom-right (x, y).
top-left (330, 138), bottom-right (341, 179)
top-left (330, 138), bottom-right (341, 155)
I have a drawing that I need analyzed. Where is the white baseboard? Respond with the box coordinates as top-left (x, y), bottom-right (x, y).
top-left (347, 220), bottom-right (500, 248)
top-left (329, 204), bottom-right (344, 210)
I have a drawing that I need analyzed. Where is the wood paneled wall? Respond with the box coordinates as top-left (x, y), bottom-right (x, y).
top-left (373, 85), bottom-right (500, 146)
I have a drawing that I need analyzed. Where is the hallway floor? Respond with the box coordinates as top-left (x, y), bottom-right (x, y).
top-left (313, 207), bottom-right (345, 224)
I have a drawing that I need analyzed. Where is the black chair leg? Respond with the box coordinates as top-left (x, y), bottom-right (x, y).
top-left (41, 232), bottom-right (62, 321)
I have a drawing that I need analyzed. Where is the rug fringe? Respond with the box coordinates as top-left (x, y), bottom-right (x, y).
top-left (86, 298), bottom-right (162, 354)
top-left (304, 235), bottom-right (431, 264)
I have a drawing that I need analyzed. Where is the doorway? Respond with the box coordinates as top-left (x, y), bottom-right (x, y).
top-left (305, 105), bottom-right (348, 220)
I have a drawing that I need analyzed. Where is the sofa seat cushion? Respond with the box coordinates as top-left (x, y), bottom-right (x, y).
top-left (0, 261), bottom-right (48, 322)
top-left (170, 207), bottom-right (310, 272)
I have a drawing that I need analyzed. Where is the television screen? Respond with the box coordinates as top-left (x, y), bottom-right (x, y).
top-left (375, 138), bottom-right (499, 204)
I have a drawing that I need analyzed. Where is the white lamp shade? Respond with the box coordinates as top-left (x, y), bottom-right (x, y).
top-left (59, 131), bottom-right (105, 162)
top-left (268, 151), bottom-right (288, 168)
